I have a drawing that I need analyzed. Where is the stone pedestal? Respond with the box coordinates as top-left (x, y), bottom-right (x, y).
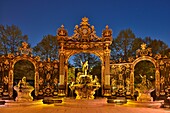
top-left (70, 74), bottom-right (101, 99)
top-left (63, 98), bottom-right (107, 107)
top-left (14, 86), bottom-right (34, 102)
top-left (137, 93), bottom-right (152, 102)
top-left (73, 84), bottom-right (100, 99)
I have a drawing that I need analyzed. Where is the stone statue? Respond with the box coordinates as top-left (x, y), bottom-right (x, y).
top-left (81, 60), bottom-right (88, 76)
top-left (76, 72), bottom-right (81, 83)
top-left (139, 74), bottom-right (152, 88)
top-left (3, 75), bottom-right (8, 92)
top-left (93, 75), bottom-right (99, 85)
top-left (137, 74), bottom-right (152, 102)
top-left (140, 74), bottom-right (147, 86)
top-left (18, 76), bottom-right (27, 88)
top-left (111, 78), bottom-right (117, 93)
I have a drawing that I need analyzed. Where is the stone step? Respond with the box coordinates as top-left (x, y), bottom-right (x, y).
top-left (62, 98), bottom-right (107, 107)
top-left (5, 100), bottom-right (43, 106)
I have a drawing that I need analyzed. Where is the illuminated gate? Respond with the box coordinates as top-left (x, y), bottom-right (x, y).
top-left (0, 18), bottom-right (169, 100)
top-left (0, 42), bottom-right (59, 99)
top-left (110, 43), bottom-right (170, 99)
top-left (56, 17), bottom-right (112, 96)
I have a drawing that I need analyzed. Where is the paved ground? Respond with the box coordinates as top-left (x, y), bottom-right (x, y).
top-left (0, 103), bottom-right (170, 113)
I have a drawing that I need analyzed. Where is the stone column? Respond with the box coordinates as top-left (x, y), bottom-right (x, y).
top-left (103, 49), bottom-right (111, 96)
top-left (35, 71), bottom-right (39, 96)
top-left (8, 69), bottom-right (13, 98)
top-left (101, 64), bottom-right (104, 95)
top-left (104, 50), bottom-right (111, 85)
top-left (155, 68), bottom-right (160, 96)
top-left (65, 63), bottom-right (68, 96)
top-left (130, 70), bottom-right (134, 96)
top-left (59, 50), bottom-right (65, 85)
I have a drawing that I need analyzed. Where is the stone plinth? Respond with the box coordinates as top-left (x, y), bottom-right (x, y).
top-left (72, 84), bottom-right (100, 99)
top-left (14, 86), bottom-right (34, 102)
top-left (137, 93), bottom-right (152, 102)
top-left (70, 74), bottom-right (101, 99)
top-left (63, 98), bottom-right (107, 107)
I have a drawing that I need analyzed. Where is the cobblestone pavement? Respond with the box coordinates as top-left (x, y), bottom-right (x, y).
top-left (0, 103), bottom-right (170, 113)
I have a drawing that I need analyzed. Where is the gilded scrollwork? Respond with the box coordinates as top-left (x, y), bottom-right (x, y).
top-left (46, 73), bottom-right (51, 81)
top-left (18, 42), bottom-right (32, 55)
top-left (7, 53), bottom-right (14, 58)
top-left (136, 43), bottom-right (152, 57)
top-left (3, 76), bottom-right (8, 85)
top-left (154, 53), bottom-right (162, 60)
top-left (39, 77), bottom-right (44, 86)
top-left (102, 25), bottom-right (112, 38)
top-left (53, 78), bottom-right (58, 85)
top-left (4, 60), bottom-right (9, 70)
top-left (57, 17), bottom-right (112, 47)
top-left (57, 25), bottom-right (68, 37)
top-left (128, 57), bottom-right (134, 63)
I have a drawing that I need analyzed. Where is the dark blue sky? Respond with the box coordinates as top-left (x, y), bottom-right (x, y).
top-left (0, 0), bottom-right (170, 47)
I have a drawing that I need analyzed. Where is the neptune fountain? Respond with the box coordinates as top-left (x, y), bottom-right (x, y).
top-left (136, 74), bottom-right (153, 102)
top-left (69, 61), bottom-right (101, 99)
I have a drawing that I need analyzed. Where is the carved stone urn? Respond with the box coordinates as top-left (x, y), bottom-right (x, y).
top-left (70, 75), bottom-right (101, 99)
top-left (14, 77), bottom-right (34, 102)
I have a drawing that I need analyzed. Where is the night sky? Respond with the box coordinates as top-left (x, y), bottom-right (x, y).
top-left (0, 0), bottom-right (170, 47)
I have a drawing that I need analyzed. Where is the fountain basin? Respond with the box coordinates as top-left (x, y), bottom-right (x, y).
top-left (14, 85), bottom-right (34, 102)
top-left (63, 98), bottom-right (107, 107)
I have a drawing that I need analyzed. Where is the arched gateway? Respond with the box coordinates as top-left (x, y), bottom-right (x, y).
top-left (110, 43), bottom-right (170, 99)
top-left (56, 17), bottom-right (112, 96)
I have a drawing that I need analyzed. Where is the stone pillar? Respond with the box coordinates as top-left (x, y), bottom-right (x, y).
top-left (65, 63), bottom-right (68, 96)
top-left (101, 64), bottom-right (104, 95)
top-left (130, 70), bottom-right (134, 96)
top-left (58, 50), bottom-right (66, 96)
top-left (103, 49), bottom-right (111, 96)
top-left (155, 68), bottom-right (160, 96)
top-left (35, 71), bottom-right (39, 96)
top-left (59, 50), bottom-right (65, 85)
top-left (104, 50), bottom-right (111, 85)
top-left (8, 69), bottom-right (13, 98)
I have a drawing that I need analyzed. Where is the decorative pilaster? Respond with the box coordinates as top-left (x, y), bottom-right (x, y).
top-left (155, 69), bottom-right (160, 96)
top-left (103, 44), bottom-right (112, 96)
top-left (102, 25), bottom-right (112, 86)
top-left (104, 49), bottom-right (111, 85)
top-left (35, 71), bottom-right (39, 96)
top-left (65, 62), bottom-right (68, 96)
top-left (59, 50), bottom-right (65, 85)
top-left (8, 69), bottom-right (13, 98)
top-left (130, 70), bottom-right (134, 96)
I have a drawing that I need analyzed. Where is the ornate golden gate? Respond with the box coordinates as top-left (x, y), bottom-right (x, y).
top-left (110, 43), bottom-right (170, 98)
top-left (0, 42), bottom-right (59, 99)
top-left (0, 18), bottom-right (170, 100)
top-left (56, 17), bottom-right (112, 96)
